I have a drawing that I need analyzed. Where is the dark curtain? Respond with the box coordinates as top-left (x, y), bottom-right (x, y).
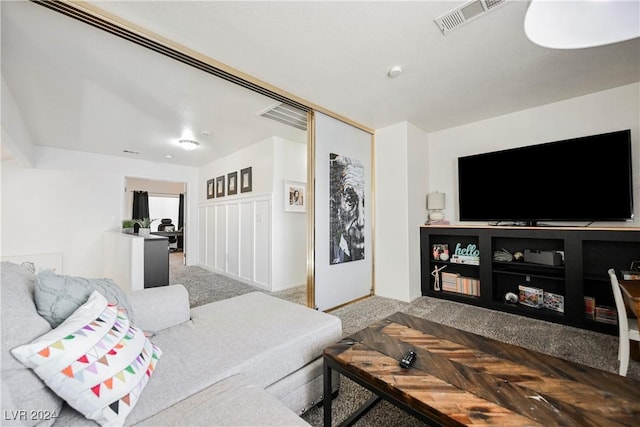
top-left (132, 191), bottom-right (149, 232)
top-left (178, 193), bottom-right (184, 230)
top-left (178, 193), bottom-right (185, 250)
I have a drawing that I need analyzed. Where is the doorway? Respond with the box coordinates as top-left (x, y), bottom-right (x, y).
top-left (124, 177), bottom-right (187, 266)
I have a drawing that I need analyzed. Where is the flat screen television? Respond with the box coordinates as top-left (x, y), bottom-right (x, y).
top-left (457, 129), bottom-right (634, 225)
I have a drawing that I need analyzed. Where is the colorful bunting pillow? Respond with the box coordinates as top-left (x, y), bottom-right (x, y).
top-left (11, 291), bottom-right (161, 426)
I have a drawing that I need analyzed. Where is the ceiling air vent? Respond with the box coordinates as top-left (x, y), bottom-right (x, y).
top-left (434, 0), bottom-right (507, 34)
top-left (258, 103), bottom-right (308, 131)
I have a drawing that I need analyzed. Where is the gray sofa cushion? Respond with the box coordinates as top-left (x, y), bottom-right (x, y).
top-left (34, 270), bottom-right (134, 328)
top-left (135, 374), bottom-right (309, 426)
top-left (122, 292), bottom-right (342, 425)
top-left (0, 262), bottom-right (63, 427)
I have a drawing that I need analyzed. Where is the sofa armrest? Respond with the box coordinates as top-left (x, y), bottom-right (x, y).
top-left (128, 284), bottom-right (191, 332)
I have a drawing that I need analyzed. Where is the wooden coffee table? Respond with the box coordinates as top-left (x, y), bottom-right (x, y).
top-left (323, 312), bottom-right (640, 426)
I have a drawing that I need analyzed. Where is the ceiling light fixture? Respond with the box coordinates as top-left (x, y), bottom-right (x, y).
top-left (388, 66), bottom-right (403, 78)
top-left (524, 0), bottom-right (640, 49)
top-left (178, 139), bottom-right (200, 151)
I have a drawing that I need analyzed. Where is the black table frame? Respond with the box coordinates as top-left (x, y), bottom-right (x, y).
top-left (322, 346), bottom-right (441, 427)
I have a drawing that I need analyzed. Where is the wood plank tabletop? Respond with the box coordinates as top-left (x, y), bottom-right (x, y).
top-left (324, 312), bottom-right (640, 426)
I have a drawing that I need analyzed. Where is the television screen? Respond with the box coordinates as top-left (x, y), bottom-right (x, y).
top-left (458, 130), bottom-right (634, 224)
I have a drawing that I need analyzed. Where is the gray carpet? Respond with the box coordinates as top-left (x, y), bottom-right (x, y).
top-left (169, 254), bottom-right (640, 426)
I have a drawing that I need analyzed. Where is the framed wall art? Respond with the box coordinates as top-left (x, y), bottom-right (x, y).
top-left (216, 175), bottom-right (225, 198)
top-left (207, 178), bottom-right (215, 200)
top-left (228, 171), bottom-right (238, 196)
top-left (284, 180), bottom-right (306, 212)
top-left (240, 167), bottom-right (252, 193)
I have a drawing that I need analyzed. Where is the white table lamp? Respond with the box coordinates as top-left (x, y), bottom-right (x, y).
top-left (427, 192), bottom-right (446, 222)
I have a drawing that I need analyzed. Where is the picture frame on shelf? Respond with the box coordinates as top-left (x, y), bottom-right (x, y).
top-left (240, 167), bottom-right (252, 193)
top-left (216, 175), bottom-right (225, 198)
top-left (284, 180), bottom-right (306, 212)
top-left (432, 244), bottom-right (449, 261)
top-left (227, 171), bottom-right (238, 196)
top-left (207, 178), bottom-right (215, 200)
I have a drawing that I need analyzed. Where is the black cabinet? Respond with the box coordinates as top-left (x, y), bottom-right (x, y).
top-left (144, 235), bottom-right (169, 288)
top-left (420, 225), bottom-right (640, 334)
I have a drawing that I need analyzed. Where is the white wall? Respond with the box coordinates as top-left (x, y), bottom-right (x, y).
top-left (314, 112), bottom-right (372, 310)
top-left (196, 136), bottom-right (307, 291)
top-left (374, 122), bottom-right (429, 302)
top-left (375, 82), bottom-right (640, 302)
top-left (198, 137), bottom-right (274, 201)
top-left (406, 123), bottom-right (430, 301)
top-left (272, 137), bottom-right (307, 291)
top-left (428, 82), bottom-right (640, 227)
top-left (374, 123), bottom-right (411, 301)
top-left (1, 77), bottom-right (35, 167)
top-left (1, 147), bottom-right (198, 277)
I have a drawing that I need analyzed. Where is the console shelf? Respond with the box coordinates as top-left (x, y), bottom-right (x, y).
top-left (420, 225), bottom-right (640, 335)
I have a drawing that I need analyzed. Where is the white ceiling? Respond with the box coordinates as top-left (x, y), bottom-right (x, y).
top-left (2, 1), bottom-right (639, 167)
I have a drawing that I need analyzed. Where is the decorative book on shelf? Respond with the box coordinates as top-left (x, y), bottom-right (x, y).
top-left (441, 272), bottom-right (480, 296)
top-left (584, 296), bottom-right (617, 324)
top-left (595, 306), bottom-right (617, 325)
top-left (584, 296), bottom-right (596, 320)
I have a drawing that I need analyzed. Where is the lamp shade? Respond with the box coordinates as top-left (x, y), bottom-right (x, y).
top-left (524, 0), bottom-right (640, 49)
top-left (427, 192), bottom-right (446, 210)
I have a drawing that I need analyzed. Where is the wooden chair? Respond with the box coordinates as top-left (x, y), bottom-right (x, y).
top-left (608, 268), bottom-right (640, 376)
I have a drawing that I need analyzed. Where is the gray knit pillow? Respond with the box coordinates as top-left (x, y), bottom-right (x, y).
top-left (34, 270), bottom-right (134, 328)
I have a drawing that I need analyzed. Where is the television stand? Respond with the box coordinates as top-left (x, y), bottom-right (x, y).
top-left (420, 224), bottom-right (640, 335)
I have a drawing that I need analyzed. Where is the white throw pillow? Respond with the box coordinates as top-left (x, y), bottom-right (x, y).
top-left (11, 291), bottom-right (161, 426)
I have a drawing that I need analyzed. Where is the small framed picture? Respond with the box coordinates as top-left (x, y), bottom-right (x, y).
top-left (432, 244), bottom-right (449, 261)
top-left (216, 175), bottom-right (225, 198)
top-left (284, 180), bottom-right (306, 212)
top-left (227, 171), bottom-right (238, 196)
top-left (240, 167), bottom-right (252, 193)
top-left (207, 178), bottom-right (215, 200)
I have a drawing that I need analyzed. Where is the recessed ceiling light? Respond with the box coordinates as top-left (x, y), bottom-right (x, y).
top-left (178, 139), bottom-right (200, 151)
top-left (165, 155), bottom-right (174, 159)
top-left (388, 66), bottom-right (403, 78)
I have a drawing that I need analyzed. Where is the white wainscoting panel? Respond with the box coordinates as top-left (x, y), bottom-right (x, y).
top-left (227, 203), bottom-right (240, 276)
top-left (197, 194), bottom-right (271, 290)
top-left (215, 205), bottom-right (227, 271)
top-left (239, 201), bottom-right (254, 281)
top-left (197, 207), bottom-right (207, 266)
top-left (206, 206), bottom-right (216, 268)
top-left (253, 199), bottom-right (271, 288)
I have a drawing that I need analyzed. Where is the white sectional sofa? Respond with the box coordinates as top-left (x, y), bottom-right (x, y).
top-left (1, 261), bottom-right (342, 426)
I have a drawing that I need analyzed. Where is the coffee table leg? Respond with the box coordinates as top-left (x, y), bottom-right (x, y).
top-left (323, 359), bottom-right (333, 427)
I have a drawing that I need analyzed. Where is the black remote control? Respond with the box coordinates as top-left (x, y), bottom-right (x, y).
top-left (399, 350), bottom-right (416, 369)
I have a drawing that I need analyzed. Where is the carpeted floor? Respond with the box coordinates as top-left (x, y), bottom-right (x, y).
top-left (168, 253), bottom-right (640, 426)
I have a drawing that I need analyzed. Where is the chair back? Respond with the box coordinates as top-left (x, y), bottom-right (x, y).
top-left (158, 218), bottom-right (177, 243)
top-left (608, 268), bottom-right (629, 333)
